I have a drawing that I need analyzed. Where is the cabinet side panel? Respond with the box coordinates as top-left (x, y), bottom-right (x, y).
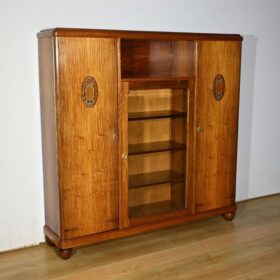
top-left (38, 37), bottom-right (60, 237)
top-left (56, 37), bottom-right (119, 239)
top-left (196, 41), bottom-right (241, 213)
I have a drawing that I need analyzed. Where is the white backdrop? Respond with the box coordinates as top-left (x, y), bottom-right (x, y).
top-left (0, 0), bottom-right (280, 252)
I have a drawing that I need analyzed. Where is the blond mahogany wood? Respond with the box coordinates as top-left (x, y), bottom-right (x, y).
top-left (170, 87), bottom-right (187, 209)
top-left (128, 119), bottom-right (170, 145)
top-left (127, 81), bottom-right (191, 215)
top-left (121, 40), bottom-right (172, 79)
top-left (171, 41), bottom-right (195, 77)
top-left (122, 76), bottom-right (195, 82)
top-left (38, 36), bottom-right (61, 237)
top-left (128, 88), bottom-right (174, 114)
top-left (128, 141), bottom-right (186, 155)
top-left (38, 29), bottom-right (242, 259)
top-left (129, 205), bottom-right (188, 227)
top-left (121, 40), bottom-right (195, 79)
top-left (128, 80), bottom-right (189, 90)
top-left (195, 41), bottom-right (242, 212)
top-left (55, 37), bottom-right (119, 239)
top-left (118, 81), bottom-right (129, 229)
top-left (129, 200), bottom-right (185, 220)
top-left (186, 80), bottom-right (196, 214)
top-left (127, 84), bottom-right (172, 213)
top-left (44, 205), bottom-right (236, 249)
top-left (128, 184), bottom-right (171, 207)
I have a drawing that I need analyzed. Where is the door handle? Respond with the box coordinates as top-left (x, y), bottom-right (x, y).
top-left (122, 154), bottom-right (128, 160)
top-left (112, 133), bottom-right (119, 140)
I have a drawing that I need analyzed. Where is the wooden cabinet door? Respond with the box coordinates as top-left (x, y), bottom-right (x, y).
top-left (195, 41), bottom-right (241, 213)
top-left (56, 37), bottom-right (119, 239)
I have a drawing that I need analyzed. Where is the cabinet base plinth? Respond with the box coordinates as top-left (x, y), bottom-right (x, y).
top-left (44, 205), bottom-right (237, 260)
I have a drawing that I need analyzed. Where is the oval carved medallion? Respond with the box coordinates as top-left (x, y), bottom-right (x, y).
top-left (213, 74), bottom-right (225, 101)
top-left (81, 76), bottom-right (98, 108)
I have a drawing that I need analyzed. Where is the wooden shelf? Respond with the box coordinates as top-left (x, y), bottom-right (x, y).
top-left (122, 76), bottom-right (196, 82)
top-left (128, 141), bottom-right (186, 156)
top-left (129, 200), bottom-right (185, 219)
top-left (128, 110), bottom-right (186, 121)
top-left (128, 80), bottom-right (189, 91)
top-left (129, 170), bottom-right (185, 189)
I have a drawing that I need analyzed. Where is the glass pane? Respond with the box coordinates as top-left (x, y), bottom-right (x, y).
top-left (127, 82), bottom-right (188, 219)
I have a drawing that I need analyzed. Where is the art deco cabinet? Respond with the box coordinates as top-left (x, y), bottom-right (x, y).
top-left (38, 28), bottom-right (242, 259)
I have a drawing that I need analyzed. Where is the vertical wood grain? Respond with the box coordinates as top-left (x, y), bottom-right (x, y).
top-left (195, 41), bottom-right (241, 212)
top-left (171, 41), bottom-right (195, 77)
top-left (38, 36), bottom-right (61, 237)
top-left (119, 81), bottom-right (129, 228)
top-left (56, 37), bottom-right (119, 238)
top-left (186, 79), bottom-right (196, 214)
top-left (38, 30), bottom-right (242, 252)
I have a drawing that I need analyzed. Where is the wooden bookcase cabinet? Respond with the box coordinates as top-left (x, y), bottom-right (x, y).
top-left (38, 28), bottom-right (242, 259)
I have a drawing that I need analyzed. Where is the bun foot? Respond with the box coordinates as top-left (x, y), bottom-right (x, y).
top-left (223, 212), bottom-right (235, 221)
top-left (45, 235), bottom-right (55, 247)
top-left (57, 248), bottom-right (73, 260)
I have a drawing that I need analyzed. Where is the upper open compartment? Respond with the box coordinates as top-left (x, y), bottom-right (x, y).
top-left (121, 39), bottom-right (196, 80)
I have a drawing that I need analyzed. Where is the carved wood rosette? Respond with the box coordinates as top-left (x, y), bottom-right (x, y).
top-left (213, 74), bottom-right (225, 101)
top-left (81, 76), bottom-right (98, 108)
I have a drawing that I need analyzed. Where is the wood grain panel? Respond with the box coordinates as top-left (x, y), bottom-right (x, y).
top-left (56, 37), bottom-right (119, 238)
top-left (171, 41), bottom-right (195, 77)
top-left (38, 36), bottom-right (61, 237)
top-left (128, 119), bottom-right (170, 145)
top-left (121, 40), bottom-right (172, 79)
top-left (128, 184), bottom-right (171, 207)
top-left (195, 41), bottom-right (241, 212)
top-left (128, 80), bottom-right (189, 90)
top-left (121, 40), bottom-right (196, 79)
top-left (186, 79), bottom-right (196, 214)
top-left (128, 88), bottom-right (172, 113)
top-left (128, 152), bottom-right (171, 176)
top-left (118, 81), bottom-right (129, 228)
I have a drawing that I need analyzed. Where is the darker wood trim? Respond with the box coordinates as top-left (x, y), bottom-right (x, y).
top-left (37, 28), bottom-right (243, 41)
top-left (44, 205), bottom-right (237, 249)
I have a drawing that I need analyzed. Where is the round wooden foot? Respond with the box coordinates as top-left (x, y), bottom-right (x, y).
top-left (45, 235), bottom-right (55, 247)
top-left (223, 212), bottom-right (235, 221)
top-left (57, 248), bottom-right (73, 260)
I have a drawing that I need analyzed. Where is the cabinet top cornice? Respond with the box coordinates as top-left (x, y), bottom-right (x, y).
top-left (38, 28), bottom-right (243, 41)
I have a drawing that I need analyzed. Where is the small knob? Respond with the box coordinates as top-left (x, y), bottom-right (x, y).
top-left (112, 133), bottom-right (119, 140)
top-left (122, 154), bottom-right (128, 160)
top-left (197, 127), bottom-right (204, 133)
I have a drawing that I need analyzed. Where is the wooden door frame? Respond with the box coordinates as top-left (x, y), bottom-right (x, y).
top-left (117, 39), bottom-right (130, 228)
